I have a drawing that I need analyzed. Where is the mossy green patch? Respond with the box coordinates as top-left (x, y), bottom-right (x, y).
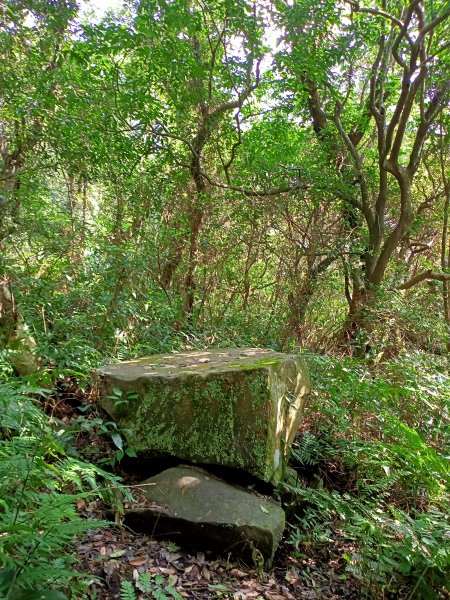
top-left (94, 348), bottom-right (311, 485)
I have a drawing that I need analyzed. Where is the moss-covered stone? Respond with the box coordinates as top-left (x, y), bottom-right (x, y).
top-left (93, 348), bottom-right (310, 485)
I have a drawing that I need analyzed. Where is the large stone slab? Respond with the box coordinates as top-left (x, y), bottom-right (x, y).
top-left (94, 348), bottom-right (310, 485)
top-left (124, 466), bottom-right (285, 562)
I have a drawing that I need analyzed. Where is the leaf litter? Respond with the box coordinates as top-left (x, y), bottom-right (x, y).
top-left (76, 522), bottom-right (361, 599)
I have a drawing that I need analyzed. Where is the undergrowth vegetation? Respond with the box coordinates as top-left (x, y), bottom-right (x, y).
top-left (285, 352), bottom-right (450, 599)
top-left (1, 343), bottom-right (448, 599)
top-left (0, 376), bottom-right (128, 600)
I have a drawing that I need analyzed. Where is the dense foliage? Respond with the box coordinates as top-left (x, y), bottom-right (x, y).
top-left (286, 352), bottom-right (449, 598)
top-left (0, 0), bottom-right (449, 598)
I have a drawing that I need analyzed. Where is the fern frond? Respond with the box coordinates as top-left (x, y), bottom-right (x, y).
top-left (120, 580), bottom-right (137, 600)
top-left (136, 571), bottom-right (152, 593)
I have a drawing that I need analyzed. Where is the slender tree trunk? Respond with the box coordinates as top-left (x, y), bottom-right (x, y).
top-left (80, 179), bottom-right (88, 260)
top-left (0, 278), bottom-right (17, 342)
top-left (288, 249), bottom-right (339, 344)
top-left (342, 282), bottom-right (376, 356)
top-left (183, 204), bottom-right (204, 318)
top-left (112, 189), bottom-right (125, 245)
top-left (441, 179), bottom-right (450, 353)
top-left (242, 230), bottom-right (257, 311)
top-left (0, 154), bottom-right (23, 242)
top-left (288, 278), bottom-right (314, 343)
top-left (183, 103), bottom-right (208, 322)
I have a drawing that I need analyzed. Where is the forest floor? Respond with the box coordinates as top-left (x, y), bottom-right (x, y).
top-left (50, 379), bottom-right (362, 600)
top-left (76, 524), bottom-right (361, 599)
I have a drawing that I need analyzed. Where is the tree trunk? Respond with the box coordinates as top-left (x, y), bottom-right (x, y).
top-left (288, 278), bottom-right (315, 343)
top-left (341, 273), bottom-right (376, 357)
top-left (183, 204), bottom-right (204, 319)
top-left (0, 278), bottom-right (17, 342)
top-left (441, 179), bottom-right (450, 353)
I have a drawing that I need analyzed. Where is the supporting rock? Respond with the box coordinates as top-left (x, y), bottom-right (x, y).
top-left (124, 466), bottom-right (286, 563)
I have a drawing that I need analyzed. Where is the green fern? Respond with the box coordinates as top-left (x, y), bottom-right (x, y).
top-left (292, 431), bottom-right (330, 466)
top-left (120, 580), bottom-right (137, 600)
top-left (0, 378), bottom-right (123, 598)
top-left (287, 353), bottom-right (450, 598)
top-left (136, 572), bottom-right (152, 594)
top-left (133, 572), bottom-right (183, 600)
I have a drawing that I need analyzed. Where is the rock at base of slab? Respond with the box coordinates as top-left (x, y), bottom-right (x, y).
top-left (123, 466), bottom-right (285, 563)
top-left (94, 348), bottom-right (310, 485)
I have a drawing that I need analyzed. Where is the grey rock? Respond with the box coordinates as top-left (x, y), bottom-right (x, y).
top-left (124, 466), bottom-right (286, 563)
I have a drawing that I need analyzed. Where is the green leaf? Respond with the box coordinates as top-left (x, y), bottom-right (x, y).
top-left (166, 586), bottom-right (183, 599)
top-left (111, 432), bottom-right (123, 451)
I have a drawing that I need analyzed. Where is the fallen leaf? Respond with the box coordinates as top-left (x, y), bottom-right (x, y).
top-left (167, 552), bottom-right (182, 562)
top-left (235, 590), bottom-right (261, 598)
top-left (189, 565), bottom-right (200, 578)
top-left (109, 550), bottom-right (126, 558)
top-left (230, 568), bottom-right (247, 578)
top-left (160, 567), bottom-right (176, 575)
top-left (208, 583), bottom-right (233, 593)
top-left (285, 568), bottom-right (300, 585)
top-left (129, 556), bottom-right (148, 567)
top-left (259, 505), bottom-right (269, 514)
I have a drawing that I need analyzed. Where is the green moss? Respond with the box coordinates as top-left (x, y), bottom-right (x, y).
top-left (116, 369), bottom-right (276, 479)
top-left (96, 349), bottom-right (311, 484)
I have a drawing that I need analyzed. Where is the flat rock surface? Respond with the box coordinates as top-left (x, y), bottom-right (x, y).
top-left (123, 466), bottom-right (286, 562)
top-left (94, 348), bottom-right (310, 484)
top-left (96, 348), bottom-right (299, 379)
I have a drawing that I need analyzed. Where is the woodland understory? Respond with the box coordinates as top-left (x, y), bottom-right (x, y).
top-left (0, 0), bottom-right (449, 598)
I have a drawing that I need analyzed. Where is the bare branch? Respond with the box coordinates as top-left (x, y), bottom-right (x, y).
top-left (150, 124), bottom-right (198, 158)
top-left (408, 80), bottom-right (450, 174)
top-left (422, 4), bottom-right (450, 36)
top-left (345, 0), bottom-right (405, 28)
top-left (208, 57), bottom-right (262, 117)
top-left (332, 108), bottom-right (375, 229)
top-left (223, 113), bottom-right (243, 183)
top-left (194, 169), bottom-right (307, 197)
top-left (397, 269), bottom-right (450, 290)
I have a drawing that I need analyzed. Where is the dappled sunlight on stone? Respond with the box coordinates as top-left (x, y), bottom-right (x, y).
top-left (94, 348), bottom-right (310, 485)
top-left (177, 475), bottom-right (201, 491)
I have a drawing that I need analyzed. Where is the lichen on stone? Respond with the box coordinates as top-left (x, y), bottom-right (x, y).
top-left (94, 348), bottom-right (311, 485)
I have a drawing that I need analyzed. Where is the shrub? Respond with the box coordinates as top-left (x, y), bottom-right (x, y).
top-left (0, 378), bottom-right (126, 599)
top-left (284, 352), bottom-right (450, 599)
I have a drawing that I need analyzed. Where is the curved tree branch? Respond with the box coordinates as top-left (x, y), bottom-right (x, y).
top-left (397, 269), bottom-right (450, 290)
